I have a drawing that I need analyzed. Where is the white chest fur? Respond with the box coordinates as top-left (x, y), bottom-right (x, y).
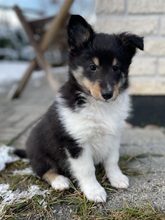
top-left (56, 91), bottom-right (130, 164)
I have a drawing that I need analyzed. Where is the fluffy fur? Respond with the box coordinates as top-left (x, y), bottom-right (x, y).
top-left (16, 15), bottom-right (144, 202)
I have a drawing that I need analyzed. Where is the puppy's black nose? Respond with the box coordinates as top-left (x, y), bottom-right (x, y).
top-left (101, 91), bottom-right (113, 100)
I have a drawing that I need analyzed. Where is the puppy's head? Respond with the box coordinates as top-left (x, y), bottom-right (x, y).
top-left (67, 15), bottom-right (144, 101)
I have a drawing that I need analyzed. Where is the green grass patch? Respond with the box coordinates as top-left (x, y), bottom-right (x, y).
top-left (1, 155), bottom-right (165, 219)
top-left (3, 199), bottom-right (164, 220)
top-left (109, 205), bottom-right (165, 220)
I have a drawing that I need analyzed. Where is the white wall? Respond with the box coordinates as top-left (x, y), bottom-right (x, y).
top-left (95, 0), bottom-right (165, 95)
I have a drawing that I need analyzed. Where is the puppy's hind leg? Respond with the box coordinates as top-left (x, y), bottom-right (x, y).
top-left (43, 169), bottom-right (70, 191)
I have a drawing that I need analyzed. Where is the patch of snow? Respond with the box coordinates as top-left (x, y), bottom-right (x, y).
top-left (0, 61), bottom-right (44, 84)
top-left (13, 167), bottom-right (34, 176)
top-left (38, 199), bottom-right (47, 209)
top-left (0, 184), bottom-right (50, 215)
top-left (0, 61), bottom-right (67, 85)
top-left (22, 158), bottom-right (30, 163)
top-left (0, 183), bottom-right (10, 195)
top-left (28, 185), bottom-right (50, 198)
top-left (0, 145), bottom-right (19, 171)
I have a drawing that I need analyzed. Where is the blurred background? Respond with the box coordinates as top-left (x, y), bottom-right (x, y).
top-left (0, 0), bottom-right (165, 128)
top-left (0, 0), bottom-right (95, 62)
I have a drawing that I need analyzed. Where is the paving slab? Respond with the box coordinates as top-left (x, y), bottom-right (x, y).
top-left (110, 127), bottom-right (165, 212)
top-left (107, 173), bottom-right (165, 212)
top-left (0, 67), bottom-right (67, 147)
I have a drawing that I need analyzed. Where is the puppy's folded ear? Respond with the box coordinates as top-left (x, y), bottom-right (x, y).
top-left (67, 15), bottom-right (95, 48)
top-left (118, 32), bottom-right (144, 50)
top-left (116, 32), bottom-right (144, 60)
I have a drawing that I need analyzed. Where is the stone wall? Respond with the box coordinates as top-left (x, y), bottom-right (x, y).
top-left (95, 0), bottom-right (165, 95)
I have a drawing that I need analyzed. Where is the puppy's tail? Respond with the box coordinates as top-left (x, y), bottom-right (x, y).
top-left (14, 149), bottom-right (27, 158)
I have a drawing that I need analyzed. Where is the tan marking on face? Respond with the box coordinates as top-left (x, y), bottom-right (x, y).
top-left (72, 66), bottom-right (84, 85)
top-left (91, 81), bottom-right (103, 100)
top-left (82, 78), bottom-right (102, 100)
top-left (72, 67), bottom-right (103, 100)
top-left (112, 58), bottom-right (118, 66)
top-left (81, 77), bottom-right (93, 94)
top-left (72, 67), bottom-right (93, 94)
top-left (72, 66), bottom-right (83, 78)
top-left (111, 84), bottom-right (119, 101)
top-left (118, 73), bottom-right (126, 88)
top-left (93, 57), bottom-right (99, 66)
top-left (43, 169), bottom-right (58, 185)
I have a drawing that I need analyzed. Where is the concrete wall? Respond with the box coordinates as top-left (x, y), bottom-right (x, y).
top-left (95, 0), bottom-right (165, 95)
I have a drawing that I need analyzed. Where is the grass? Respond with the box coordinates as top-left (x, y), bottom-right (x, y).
top-left (1, 155), bottom-right (165, 220)
top-left (109, 205), bottom-right (165, 220)
top-left (2, 197), bottom-right (165, 220)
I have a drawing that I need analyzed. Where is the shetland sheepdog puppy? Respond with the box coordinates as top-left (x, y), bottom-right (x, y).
top-left (15, 15), bottom-right (144, 202)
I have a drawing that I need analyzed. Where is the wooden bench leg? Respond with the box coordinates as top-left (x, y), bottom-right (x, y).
top-left (9, 59), bottom-right (36, 99)
top-left (10, 0), bottom-right (73, 99)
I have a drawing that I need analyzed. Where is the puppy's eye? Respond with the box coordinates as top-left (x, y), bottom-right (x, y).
top-left (113, 64), bottom-right (119, 72)
top-left (89, 64), bottom-right (97, 72)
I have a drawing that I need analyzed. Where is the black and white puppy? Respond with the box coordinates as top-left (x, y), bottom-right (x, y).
top-left (16, 15), bottom-right (144, 202)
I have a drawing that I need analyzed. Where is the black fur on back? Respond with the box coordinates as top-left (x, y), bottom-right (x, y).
top-left (26, 103), bottom-right (82, 177)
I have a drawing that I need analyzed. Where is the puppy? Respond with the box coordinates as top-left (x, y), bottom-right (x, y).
top-left (15, 15), bottom-right (144, 202)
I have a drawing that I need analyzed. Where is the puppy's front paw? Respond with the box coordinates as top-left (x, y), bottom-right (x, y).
top-left (110, 173), bottom-right (129, 189)
top-left (51, 175), bottom-right (70, 190)
top-left (83, 184), bottom-right (107, 202)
